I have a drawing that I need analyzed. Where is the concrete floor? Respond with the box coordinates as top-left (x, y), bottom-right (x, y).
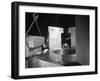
top-left (26, 49), bottom-right (81, 68)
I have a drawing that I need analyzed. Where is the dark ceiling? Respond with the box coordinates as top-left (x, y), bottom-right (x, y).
top-left (25, 12), bottom-right (75, 36)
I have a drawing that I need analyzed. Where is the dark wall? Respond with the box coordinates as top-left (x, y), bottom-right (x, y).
top-left (76, 15), bottom-right (89, 65)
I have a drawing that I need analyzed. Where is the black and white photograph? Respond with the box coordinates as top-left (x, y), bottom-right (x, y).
top-left (25, 13), bottom-right (89, 68)
top-left (11, 2), bottom-right (97, 79)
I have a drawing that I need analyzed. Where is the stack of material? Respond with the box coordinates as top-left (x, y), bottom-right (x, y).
top-left (25, 36), bottom-right (45, 57)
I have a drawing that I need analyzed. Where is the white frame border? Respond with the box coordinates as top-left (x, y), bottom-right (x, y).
top-left (19, 5), bottom-right (95, 76)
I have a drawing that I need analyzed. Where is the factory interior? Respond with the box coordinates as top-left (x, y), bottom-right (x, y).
top-left (25, 12), bottom-right (89, 68)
